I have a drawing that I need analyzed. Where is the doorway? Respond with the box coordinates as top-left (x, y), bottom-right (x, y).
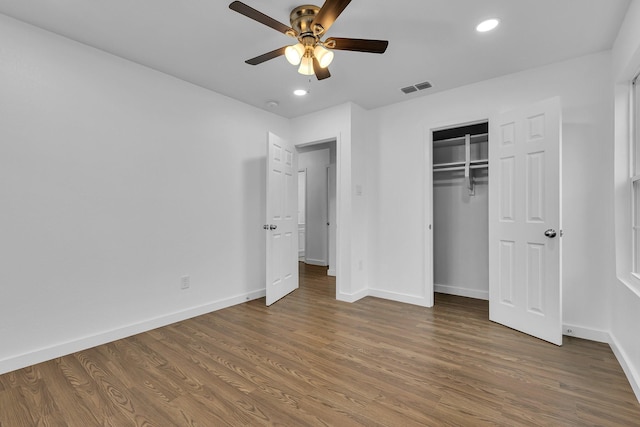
top-left (297, 140), bottom-right (337, 282)
top-left (431, 121), bottom-right (490, 301)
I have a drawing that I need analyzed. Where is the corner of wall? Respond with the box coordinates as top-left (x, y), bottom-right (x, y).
top-left (336, 289), bottom-right (368, 303)
top-left (609, 331), bottom-right (640, 402)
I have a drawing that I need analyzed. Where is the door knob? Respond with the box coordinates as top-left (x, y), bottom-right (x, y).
top-left (544, 229), bottom-right (557, 238)
top-left (269, 224), bottom-right (277, 230)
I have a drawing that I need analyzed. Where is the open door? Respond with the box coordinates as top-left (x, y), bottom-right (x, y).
top-left (265, 132), bottom-right (298, 305)
top-left (489, 97), bottom-right (562, 345)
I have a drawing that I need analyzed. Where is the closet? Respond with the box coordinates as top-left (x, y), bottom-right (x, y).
top-left (432, 122), bottom-right (489, 300)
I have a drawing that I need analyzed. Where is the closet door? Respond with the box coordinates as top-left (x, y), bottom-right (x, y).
top-left (489, 97), bottom-right (562, 345)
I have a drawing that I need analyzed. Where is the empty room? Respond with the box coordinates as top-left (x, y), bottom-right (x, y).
top-left (1, 0), bottom-right (640, 425)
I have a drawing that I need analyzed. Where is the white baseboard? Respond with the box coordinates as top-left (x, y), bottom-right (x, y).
top-left (561, 325), bottom-right (639, 403)
top-left (304, 258), bottom-right (328, 267)
top-left (609, 332), bottom-right (640, 403)
top-left (562, 323), bottom-right (609, 343)
top-left (327, 268), bottom-right (336, 277)
top-left (337, 288), bottom-right (368, 303)
top-left (434, 283), bottom-right (489, 300)
top-left (0, 289), bottom-right (265, 376)
top-left (368, 289), bottom-right (430, 307)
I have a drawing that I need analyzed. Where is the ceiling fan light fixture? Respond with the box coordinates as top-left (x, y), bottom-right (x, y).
top-left (298, 56), bottom-right (315, 75)
top-left (313, 45), bottom-right (334, 68)
top-left (285, 43), bottom-right (305, 65)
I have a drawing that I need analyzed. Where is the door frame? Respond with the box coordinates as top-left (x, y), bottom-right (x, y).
top-left (297, 168), bottom-right (307, 261)
top-left (327, 164), bottom-right (337, 276)
top-left (424, 116), bottom-right (491, 308)
top-left (295, 137), bottom-right (340, 295)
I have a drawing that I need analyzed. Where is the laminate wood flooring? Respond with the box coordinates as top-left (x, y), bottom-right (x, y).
top-left (1, 263), bottom-right (638, 426)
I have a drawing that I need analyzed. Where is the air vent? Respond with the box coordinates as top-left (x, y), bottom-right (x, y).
top-left (415, 81), bottom-right (432, 90)
top-left (401, 86), bottom-right (418, 94)
top-left (400, 80), bottom-right (432, 94)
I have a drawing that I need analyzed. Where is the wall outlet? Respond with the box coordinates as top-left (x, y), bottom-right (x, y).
top-left (180, 275), bottom-right (190, 290)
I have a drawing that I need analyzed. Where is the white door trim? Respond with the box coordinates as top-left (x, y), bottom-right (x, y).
top-left (424, 117), bottom-right (491, 308)
top-left (295, 137), bottom-right (342, 296)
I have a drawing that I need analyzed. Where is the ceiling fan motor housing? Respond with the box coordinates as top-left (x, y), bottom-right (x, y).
top-left (290, 5), bottom-right (322, 40)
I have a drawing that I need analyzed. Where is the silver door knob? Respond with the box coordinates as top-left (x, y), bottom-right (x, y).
top-left (544, 229), bottom-right (557, 238)
top-left (269, 224), bottom-right (277, 230)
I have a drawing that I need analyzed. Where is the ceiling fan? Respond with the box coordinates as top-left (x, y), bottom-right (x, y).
top-left (228, 0), bottom-right (389, 80)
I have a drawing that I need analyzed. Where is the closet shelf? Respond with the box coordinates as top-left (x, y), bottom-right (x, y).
top-left (433, 133), bottom-right (488, 147)
top-left (432, 130), bottom-right (489, 196)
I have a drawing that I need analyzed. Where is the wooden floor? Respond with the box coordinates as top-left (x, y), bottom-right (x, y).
top-left (1, 264), bottom-right (639, 426)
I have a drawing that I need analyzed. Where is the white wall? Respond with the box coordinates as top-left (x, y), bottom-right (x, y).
top-left (0, 15), bottom-right (289, 373)
top-left (612, 0), bottom-right (640, 401)
top-left (298, 148), bottom-right (330, 265)
top-left (433, 169), bottom-right (489, 299)
top-left (368, 52), bottom-right (615, 326)
top-left (350, 104), bottom-right (374, 297)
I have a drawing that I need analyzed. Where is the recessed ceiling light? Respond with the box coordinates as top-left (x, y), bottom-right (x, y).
top-left (476, 18), bottom-right (500, 32)
top-left (293, 89), bottom-right (307, 96)
top-left (266, 100), bottom-right (279, 108)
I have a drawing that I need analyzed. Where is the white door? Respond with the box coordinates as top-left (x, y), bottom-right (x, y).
top-left (265, 132), bottom-right (298, 305)
top-left (489, 97), bottom-right (562, 345)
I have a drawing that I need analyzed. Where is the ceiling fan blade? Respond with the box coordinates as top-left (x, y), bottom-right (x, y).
top-left (311, 0), bottom-right (352, 35)
top-left (245, 46), bottom-right (287, 65)
top-left (325, 37), bottom-right (389, 53)
top-left (229, 1), bottom-right (293, 35)
top-left (313, 56), bottom-right (331, 80)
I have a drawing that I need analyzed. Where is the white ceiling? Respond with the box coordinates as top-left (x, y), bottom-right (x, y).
top-left (0, 0), bottom-right (631, 118)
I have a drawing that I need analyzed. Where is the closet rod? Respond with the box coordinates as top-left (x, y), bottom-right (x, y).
top-left (433, 132), bottom-right (488, 144)
top-left (433, 164), bottom-right (488, 173)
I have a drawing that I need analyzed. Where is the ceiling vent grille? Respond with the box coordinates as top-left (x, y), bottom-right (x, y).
top-left (401, 86), bottom-right (418, 94)
top-left (401, 80), bottom-right (432, 94)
